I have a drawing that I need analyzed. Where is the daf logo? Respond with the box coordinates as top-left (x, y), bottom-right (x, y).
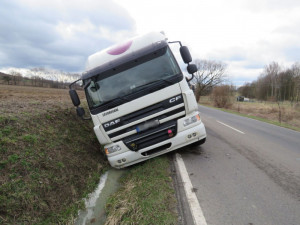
top-left (104, 119), bottom-right (120, 128)
top-left (169, 95), bottom-right (181, 103)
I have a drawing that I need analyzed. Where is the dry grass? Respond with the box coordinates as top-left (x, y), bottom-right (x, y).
top-left (105, 180), bottom-right (139, 225)
top-left (0, 85), bottom-right (85, 117)
top-left (199, 96), bottom-right (300, 129)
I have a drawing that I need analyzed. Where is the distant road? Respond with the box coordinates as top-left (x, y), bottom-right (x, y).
top-left (178, 105), bottom-right (300, 225)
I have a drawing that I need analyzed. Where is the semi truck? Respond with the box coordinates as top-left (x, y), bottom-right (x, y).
top-left (69, 32), bottom-right (206, 168)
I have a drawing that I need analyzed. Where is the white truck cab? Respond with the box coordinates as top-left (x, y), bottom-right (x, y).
top-left (69, 32), bottom-right (206, 168)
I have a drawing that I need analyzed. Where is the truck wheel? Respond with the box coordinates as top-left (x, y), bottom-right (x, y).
top-left (191, 138), bottom-right (206, 146)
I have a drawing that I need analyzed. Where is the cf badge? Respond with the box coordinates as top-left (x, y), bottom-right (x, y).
top-left (169, 95), bottom-right (181, 103)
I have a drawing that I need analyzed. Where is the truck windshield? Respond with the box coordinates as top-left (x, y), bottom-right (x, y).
top-left (84, 46), bottom-right (181, 109)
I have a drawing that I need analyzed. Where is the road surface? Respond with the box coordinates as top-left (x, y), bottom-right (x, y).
top-left (176, 105), bottom-right (300, 225)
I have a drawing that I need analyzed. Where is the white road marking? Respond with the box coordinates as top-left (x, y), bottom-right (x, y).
top-left (175, 153), bottom-right (208, 225)
top-left (217, 120), bottom-right (245, 134)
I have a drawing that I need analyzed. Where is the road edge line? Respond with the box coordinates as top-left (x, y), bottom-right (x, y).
top-left (175, 153), bottom-right (208, 225)
top-left (217, 120), bottom-right (245, 134)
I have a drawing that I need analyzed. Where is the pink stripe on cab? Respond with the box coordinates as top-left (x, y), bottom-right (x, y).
top-left (107, 40), bottom-right (133, 55)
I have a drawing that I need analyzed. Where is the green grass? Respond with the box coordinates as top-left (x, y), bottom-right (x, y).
top-left (0, 105), bottom-right (108, 224)
top-left (105, 156), bottom-right (177, 225)
top-left (22, 134), bottom-right (38, 143)
top-left (200, 104), bottom-right (300, 132)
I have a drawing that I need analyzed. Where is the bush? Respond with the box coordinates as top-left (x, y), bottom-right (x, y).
top-left (211, 85), bottom-right (232, 108)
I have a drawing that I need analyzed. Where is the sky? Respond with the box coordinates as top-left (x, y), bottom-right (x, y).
top-left (1, 0), bottom-right (300, 86)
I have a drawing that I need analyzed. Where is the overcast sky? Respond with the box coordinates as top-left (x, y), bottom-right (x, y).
top-left (1, 0), bottom-right (300, 85)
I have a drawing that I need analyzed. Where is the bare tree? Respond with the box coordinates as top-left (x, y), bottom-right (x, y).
top-left (263, 61), bottom-right (281, 99)
top-left (3, 75), bottom-right (12, 85)
top-left (193, 59), bottom-right (227, 101)
top-left (10, 70), bottom-right (23, 85)
top-left (262, 62), bottom-right (284, 122)
top-left (291, 62), bottom-right (300, 102)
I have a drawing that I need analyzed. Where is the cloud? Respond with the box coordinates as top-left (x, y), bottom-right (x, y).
top-left (2, 0), bottom-right (300, 86)
top-left (227, 61), bottom-right (264, 85)
top-left (115, 0), bottom-right (300, 85)
top-left (242, 0), bottom-right (300, 12)
top-left (0, 0), bottom-right (136, 72)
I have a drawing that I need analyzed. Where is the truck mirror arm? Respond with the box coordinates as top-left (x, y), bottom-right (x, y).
top-left (69, 78), bottom-right (81, 89)
top-left (186, 73), bottom-right (194, 82)
top-left (168, 41), bottom-right (182, 47)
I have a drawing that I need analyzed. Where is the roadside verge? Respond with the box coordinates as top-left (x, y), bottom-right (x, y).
top-left (199, 103), bottom-right (300, 132)
top-left (104, 155), bottom-right (178, 225)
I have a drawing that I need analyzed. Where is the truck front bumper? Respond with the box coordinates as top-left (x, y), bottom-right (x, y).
top-left (106, 120), bottom-right (206, 168)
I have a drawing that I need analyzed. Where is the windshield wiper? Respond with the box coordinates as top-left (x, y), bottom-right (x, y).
top-left (161, 77), bottom-right (174, 84)
top-left (100, 95), bottom-right (131, 107)
top-left (134, 80), bottom-right (161, 90)
top-left (134, 78), bottom-right (174, 91)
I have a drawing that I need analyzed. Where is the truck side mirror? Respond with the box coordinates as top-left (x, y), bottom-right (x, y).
top-left (180, 46), bottom-right (192, 64)
top-left (69, 89), bottom-right (80, 107)
top-left (76, 107), bottom-right (85, 117)
top-left (187, 64), bottom-right (197, 74)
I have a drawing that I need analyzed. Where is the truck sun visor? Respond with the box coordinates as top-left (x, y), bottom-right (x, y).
top-left (81, 40), bottom-right (168, 81)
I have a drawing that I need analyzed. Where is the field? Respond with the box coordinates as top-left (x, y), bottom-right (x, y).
top-left (0, 85), bottom-right (108, 224)
top-left (199, 96), bottom-right (300, 131)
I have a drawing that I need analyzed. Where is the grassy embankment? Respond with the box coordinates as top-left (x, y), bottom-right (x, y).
top-left (0, 85), bottom-right (178, 224)
top-left (0, 85), bottom-right (108, 224)
top-left (199, 96), bottom-right (300, 131)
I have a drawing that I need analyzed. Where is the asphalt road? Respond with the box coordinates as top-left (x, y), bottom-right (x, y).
top-left (177, 105), bottom-right (300, 225)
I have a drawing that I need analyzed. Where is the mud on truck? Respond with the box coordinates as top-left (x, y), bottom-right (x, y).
top-left (69, 32), bottom-right (206, 168)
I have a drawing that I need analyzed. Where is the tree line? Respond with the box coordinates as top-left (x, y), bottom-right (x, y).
top-left (238, 62), bottom-right (300, 102)
top-left (0, 68), bottom-right (80, 89)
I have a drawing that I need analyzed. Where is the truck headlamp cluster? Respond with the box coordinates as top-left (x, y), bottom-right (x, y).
top-left (183, 114), bottom-right (200, 127)
top-left (105, 145), bottom-right (121, 155)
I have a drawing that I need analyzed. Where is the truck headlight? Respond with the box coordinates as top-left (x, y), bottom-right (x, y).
top-left (183, 114), bottom-right (200, 127)
top-left (105, 145), bottom-right (121, 155)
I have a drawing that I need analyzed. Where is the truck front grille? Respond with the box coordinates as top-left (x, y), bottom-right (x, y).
top-left (123, 120), bottom-right (177, 151)
top-left (108, 106), bottom-right (184, 139)
top-left (103, 94), bottom-right (186, 151)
